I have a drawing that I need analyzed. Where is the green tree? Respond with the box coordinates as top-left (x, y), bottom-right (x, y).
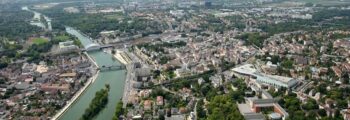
top-left (113, 101), bottom-right (124, 120)
top-left (196, 99), bottom-right (206, 119)
top-left (206, 95), bottom-right (244, 120)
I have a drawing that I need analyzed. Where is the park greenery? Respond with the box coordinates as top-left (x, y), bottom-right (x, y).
top-left (0, 5), bottom-right (42, 40)
top-left (150, 87), bottom-right (187, 108)
top-left (260, 9), bottom-right (350, 36)
top-left (24, 34), bottom-right (81, 63)
top-left (206, 95), bottom-right (244, 120)
top-left (137, 41), bottom-right (187, 53)
top-left (274, 89), bottom-right (345, 120)
top-left (0, 5), bottom-right (83, 65)
top-left (201, 79), bottom-right (246, 120)
top-left (81, 84), bottom-right (110, 120)
top-left (32, 38), bottom-right (49, 45)
top-left (37, 4), bottom-right (166, 38)
top-left (112, 101), bottom-right (124, 120)
top-left (235, 33), bottom-right (268, 48)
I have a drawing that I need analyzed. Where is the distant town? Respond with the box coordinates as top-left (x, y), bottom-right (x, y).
top-left (0, 0), bottom-right (350, 120)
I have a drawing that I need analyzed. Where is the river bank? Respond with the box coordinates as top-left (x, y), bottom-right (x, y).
top-left (22, 7), bottom-right (127, 120)
top-left (59, 41), bottom-right (126, 120)
top-left (51, 53), bottom-right (100, 120)
top-left (110, 49), bottom-right (135, 108)
top-left (113, 50), bottom-right (132, 65)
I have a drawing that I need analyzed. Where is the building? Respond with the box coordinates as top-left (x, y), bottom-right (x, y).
top-left (156, 96), bottom-right (164, 106)
top-left (209, 75), bottom-right (222, 88)
top-left (40, 84), bottom-right (70, 93)
top-left (58, 41), bottom-right (79, 54)
top-left (237, 103), bottom-right (265, 120)
top-left (22, 63), bottom-right (37, 75)
top-left (232, 64), bottom-right (298, 89)
top-left (143, 100), bottom-right (152, 110)
top-left (238, 96), bottom-right (289, 120)
top-left (269, 113), bottom-right (282, 120)
top-left (253, 73), bottom-right (297, 88)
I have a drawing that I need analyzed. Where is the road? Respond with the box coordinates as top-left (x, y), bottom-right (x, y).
top-left (120, 51), bottom-right (152, 108)
top-left (193, 99), bottom-right (198, 120)
top-left (118, 50), bottom-right (140, 108)
top-left (122, 63), bottom-right (135, 108)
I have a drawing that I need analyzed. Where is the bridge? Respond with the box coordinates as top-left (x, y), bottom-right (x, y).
top-left (98, 65), bottom-right (126, 72)
top-left (84, 43), bottom-right (101, 51)
top-left (81, 43), bottom-right (117, 52)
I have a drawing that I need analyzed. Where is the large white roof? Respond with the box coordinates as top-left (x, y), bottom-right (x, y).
top-left (85, 43), bottom-right (100, 50)
top-left (232, 64), bottom-right (257, 75)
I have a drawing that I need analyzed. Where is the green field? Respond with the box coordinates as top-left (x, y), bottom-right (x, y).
top-left (104, 13), bottom-right (124, 20)
top-left (53, 35), bottom-right (70, 41)
top-left (32, 38), bottom-right (48, 45)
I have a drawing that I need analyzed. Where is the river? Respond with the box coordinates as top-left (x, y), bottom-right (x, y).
top-left (59, 28), bottom-right (126, 120)
top-left (22, 6), bottom-right (52, 31)
top-left (22, 7), bottom-right (127, 120)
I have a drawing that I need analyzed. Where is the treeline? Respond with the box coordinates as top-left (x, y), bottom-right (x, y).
top-left (313, 9), bottom-right (350, 22)
top-left (81, 84), bottom-right (110, 120)
top-left (206, 95), bottom-right (245, 120)
top-left (235, 32), bottom-right (268, 48)
top-left (23, 34), bottom-right (79, 63)
top-left (38, 4), bottom-right (165, 38)
top-left (0, 5), bottom-right (42, 39)
top-left (137, 41), bottom-right (187, 53)
top-left (196, 79), bottom-right (246, 120)
top-left (112, 101), bottom-right (124, 120)
top-left (51, 13), bottom-right (163, 38)
top-left (260, 9), bottom-right (350, 36)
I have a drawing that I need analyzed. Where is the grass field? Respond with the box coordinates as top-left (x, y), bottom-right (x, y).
top-left (54, 35), bottom-right (70, 41)
top-left (104, 13), bottom-right (124, 20)
top-left (32, 38), bottom-right (48, 45)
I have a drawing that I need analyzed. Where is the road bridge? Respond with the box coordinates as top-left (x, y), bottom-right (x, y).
top-left (98, 65), bottom-right (126, 72)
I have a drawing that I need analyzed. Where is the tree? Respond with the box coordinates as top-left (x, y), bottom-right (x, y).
top-left (342, 73), bottom-right (349, 84)
top-left (206, 95), bottom-right (244, 120)
top-left (81, 85), bottom-right (110, 120)
top-left (113, 101), bottom-right (124, 120)
top-left (159, 114), bottom-right (165, 120)
top-left (235, 33), bottom-right (267, 48)
top-left (197, 99), bottom-right (206, 119)
top-left (318, 109), bottom-right (327, 117)
top-left (302, 99), bottom-right (318, 110)
top-left (0, 62), bottom-right (8, 69)
top-left (281, 59), bottom-right (293, 69)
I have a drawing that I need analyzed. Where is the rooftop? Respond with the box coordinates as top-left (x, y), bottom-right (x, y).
top-left (255, 73), bottom-right (295, 84)
top-left (238, 103), bottom-right (254, 114)
top-left (232, 64), bottom-right (296, 85)
top-left (232, 64), bottom-right (257, 75)
top-left (269, 113), bottom-right (282, 119)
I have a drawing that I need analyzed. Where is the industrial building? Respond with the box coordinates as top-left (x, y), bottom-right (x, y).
top-left (232, 64), bottom-right (298, 89)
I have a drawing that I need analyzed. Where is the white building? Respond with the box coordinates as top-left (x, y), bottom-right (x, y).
top-left (232, 64), bottom-right (298, 89)
top-left (58, 41), bottom-right (79, 53)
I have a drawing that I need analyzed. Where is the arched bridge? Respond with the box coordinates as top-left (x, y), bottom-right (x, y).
top-left (82, 43), bottom-right (116, 52)
top-left (98, 65), bottom-right (126, 72)
top-left (85, 43), bottom-right (101, 51)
